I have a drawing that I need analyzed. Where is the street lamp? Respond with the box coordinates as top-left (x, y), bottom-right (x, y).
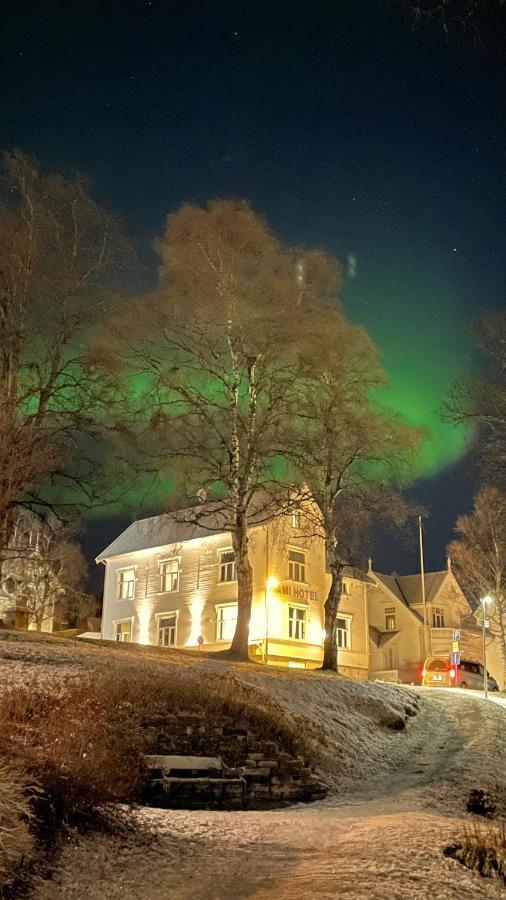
top-left (264, 576), bottom-right (279, 665)
top-left (480, 595), bottom-right (493, 699)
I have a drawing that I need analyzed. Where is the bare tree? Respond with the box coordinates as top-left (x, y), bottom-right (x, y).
top-left (445, 312), bottom-right (506, 487)
top-left (290, 305), bottom-right (421, 671)
top-left (448, 485), bottom-right (506, 683)
top-left (114, 200), bottom-right (315, 660)
top-left (0, 151), bottom-right (132, 558)
top-left (391, 0), bottom-right (506, 46)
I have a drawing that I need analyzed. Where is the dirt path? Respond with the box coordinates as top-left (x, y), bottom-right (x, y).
top-left (29, 691), bottom-right (506, 899)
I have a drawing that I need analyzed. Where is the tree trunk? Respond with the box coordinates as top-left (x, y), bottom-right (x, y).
top-left (321, 558), bottom-right (344, 672)
top-left (226, 524), bottom-right (253, 661)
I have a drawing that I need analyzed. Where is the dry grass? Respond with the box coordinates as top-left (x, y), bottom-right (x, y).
top-left (0, 655), bottom-right (302, 824)
top-left (0, 762), bottom-right (34, 888)
top-left (445, 819), bottom-right (506, 884)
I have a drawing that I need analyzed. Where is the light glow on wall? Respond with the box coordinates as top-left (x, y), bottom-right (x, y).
top-left (137, 606), bottom-right (152, 645)
top-left (187, 595), bottom-right (204, 646)
top-left (307, 617), bottom-right (324, 646)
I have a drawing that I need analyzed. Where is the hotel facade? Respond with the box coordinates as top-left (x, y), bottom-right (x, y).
top-left (97, 505), bottom-right (504, 686)
top-left (98, 505), bottom-right (370, 677)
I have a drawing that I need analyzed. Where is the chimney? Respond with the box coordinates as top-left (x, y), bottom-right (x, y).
top-left (367, 556), bottom-right (373, 573)
top-left (447, 555), bottom-right (452, 572)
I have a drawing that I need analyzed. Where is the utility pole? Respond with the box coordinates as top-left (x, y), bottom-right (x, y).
top-left (419, 515), bottom-right (430, 659)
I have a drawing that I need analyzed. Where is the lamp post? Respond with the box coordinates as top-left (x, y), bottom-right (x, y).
top-left (264, 576), bottom-right (279, 665)
top-left (480, 595), bottom-right (493, 699)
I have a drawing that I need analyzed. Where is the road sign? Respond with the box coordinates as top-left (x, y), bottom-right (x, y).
top-left (453, 629), bottom-right (461, 641)
top-left (452, 640), bottom-right (459, 652)
top-left (451, 651), bottom-right (460, 666)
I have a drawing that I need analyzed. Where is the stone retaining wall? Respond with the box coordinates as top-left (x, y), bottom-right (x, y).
top-left (141, 712), bottom-right (327, 809)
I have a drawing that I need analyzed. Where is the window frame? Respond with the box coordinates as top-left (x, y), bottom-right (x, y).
top-left (336, 614), bottom-right (352, 650)
top-left (385, 607), bottom-right (396, 631)
top-left (432, 606), bottom-right (445, 628)
top-left (116, 566), bottom-right (136, 601)
top-left (288, 547), bottom-right (307, 584)
top-left (159, 557), bottom-right (180, 594)
top-left (113, 616), bottom-right (134, 643)
top-left (215, 602), bottom-right (238, 642)
top-left (218, 549), bottom-right (237, 583)
top-left (156, 610), bottom-right (179, 647)
top-left (288, 603), bottom-right (307, 641)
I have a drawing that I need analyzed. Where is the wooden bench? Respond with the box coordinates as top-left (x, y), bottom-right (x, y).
top-left (141, 755), bottom-right (246, 808)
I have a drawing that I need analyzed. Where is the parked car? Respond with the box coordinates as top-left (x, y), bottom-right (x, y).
top-left (421, 656), bottom-right (499, 691)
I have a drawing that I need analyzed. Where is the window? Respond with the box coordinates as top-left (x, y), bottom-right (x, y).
top-left (432, 607), bottom-right (445, 628)
top-left (342, 581), bottom-right (351, 596)
top-left (291, 511), bottom-right (300, 529)
top-left (288, 549), bottom-right (306, 583)
top-left (160, 558), bottom-right (179, 593)
top-left (336, 616), bottom-right (352, 650)
top-left (158, 613), bottom-right (177, 647)
top-left (216, 604), bottom-right (237, 641)
top-left (219, 550), bottom-right (236, 583)
top-left (385, 607), bottom-right (396, 631)
top-left (117, 568), bottom-right (135, 600)
top-left (288, 605), bottom-right (307, 640)
top-left (114, 620), bottom-right (132, 642)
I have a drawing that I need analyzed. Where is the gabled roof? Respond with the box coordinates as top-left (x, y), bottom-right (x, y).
top-left (369, 567), bottom-right (471, 618)
top-left (369, 570), bottom-right (424, 624)
top-left (395, 571), bottom-right (449, 606)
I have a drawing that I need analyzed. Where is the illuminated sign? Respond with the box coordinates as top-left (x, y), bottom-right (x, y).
top-left (274, 583), bottom-right (317, 603)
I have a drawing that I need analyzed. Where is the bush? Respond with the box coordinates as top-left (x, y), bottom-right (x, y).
top-left (445, 819), bottom-right (506, 884)
top-left (0, 762), bottom-right (33, 888)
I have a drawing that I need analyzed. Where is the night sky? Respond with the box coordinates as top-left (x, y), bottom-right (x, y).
top-left (2, 0), bottom-right (505, 577)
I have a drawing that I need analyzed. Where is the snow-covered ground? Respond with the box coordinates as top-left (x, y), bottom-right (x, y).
top-left (28, 689), bottom-right (506, 899)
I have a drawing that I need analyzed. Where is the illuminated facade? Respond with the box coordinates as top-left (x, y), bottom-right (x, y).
top-left (97, 505), bottom-right (370, 676)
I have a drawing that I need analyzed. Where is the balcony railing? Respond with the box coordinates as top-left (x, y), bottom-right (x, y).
top-left (430, 627), bottom-right (455, 641)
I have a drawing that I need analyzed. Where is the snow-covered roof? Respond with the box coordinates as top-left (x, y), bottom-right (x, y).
top-left (96, 497), bottom-right (280, 562)
top-left (96, 507), bottom-right (228, 562)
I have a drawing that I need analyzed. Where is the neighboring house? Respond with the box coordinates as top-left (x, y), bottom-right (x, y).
top-left (367, 560), bottom-right (503, 686)
top-left (0, 520), bottom-right (55, 632)
top-left (97, 501), bottom-right (370, 678)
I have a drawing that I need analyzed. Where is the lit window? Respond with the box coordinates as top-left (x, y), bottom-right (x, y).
top-left (336, 616), bottom-right (352, 649)
top-left (117, 568), bottom-right (135, 600)
top-left (158, 613), bottom-right (177, 647)
top-left (288, 549), bottom-right (306, 583)
top-left (385, 607), bottom-right (396, 631)
top-left (114, 620), bottom-right (132, 642)
top-left (160, 558), bottom-right (179, 593)
top-left (219, 550), bottom-right (236, 583)
top-left (288, 605), bottom-right (307, 640)
top-left (216, 604), bottom-right (237, 641)
top-left (432, 607), bottom-right (445, 628)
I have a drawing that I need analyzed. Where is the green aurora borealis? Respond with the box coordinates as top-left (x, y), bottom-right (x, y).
top-left (345, 261), bottom-right (471, 478)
